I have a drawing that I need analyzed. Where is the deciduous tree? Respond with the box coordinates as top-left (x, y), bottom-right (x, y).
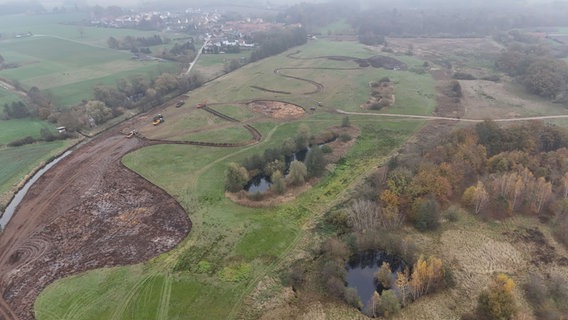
top-left (224, 162), bottom-right (249, 192)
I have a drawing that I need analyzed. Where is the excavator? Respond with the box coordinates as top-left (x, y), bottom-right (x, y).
top-left (153, 114), bottom-right (164, 126)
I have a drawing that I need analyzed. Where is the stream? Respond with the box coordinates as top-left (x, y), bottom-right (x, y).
top-left (0, 150), bottom-right (72, 229)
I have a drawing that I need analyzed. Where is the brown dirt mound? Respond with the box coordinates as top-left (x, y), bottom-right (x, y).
top-left (248, 100), bottom-right (305, 120)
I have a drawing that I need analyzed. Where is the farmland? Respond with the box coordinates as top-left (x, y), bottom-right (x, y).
top-left (0, 14), bottom-right (567, 320)
top-left (0, 14), bottom-right (179, 107)
top-left (32, 38), bottom-right (431, 320)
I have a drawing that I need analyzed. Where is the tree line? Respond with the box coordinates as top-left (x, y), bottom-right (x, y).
top-left (249, 27), bottom-right (307, 63)
top-left (495, 33), bottom-right (568, 104)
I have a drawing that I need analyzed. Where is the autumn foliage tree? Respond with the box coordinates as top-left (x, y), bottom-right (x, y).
top-left (476, 274), bottom-right (518, 320)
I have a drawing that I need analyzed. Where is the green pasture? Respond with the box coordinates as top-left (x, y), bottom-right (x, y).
top-left (35, 39), bottom-right (429, 319)
top-left (0, 87), bottom-right (22, 106)
top-left (0, 36), bottom-right (178, 106)
top-left (0, 13), bottom-right (175, 47)
top-left (0, 118), bottom-right (56, 144)
top-left (0, 140), bottom-right (70, 205)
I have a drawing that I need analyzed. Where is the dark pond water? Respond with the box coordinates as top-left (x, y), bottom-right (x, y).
top-left (244, 147), bottom-right (311, 193)
top-left (345, 250), bottom-right (407, 309)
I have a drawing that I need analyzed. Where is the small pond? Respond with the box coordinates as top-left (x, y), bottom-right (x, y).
top-left (345, 250), bottom-right (407, 309)
top-left (244, 147), bottom-right (311, 193)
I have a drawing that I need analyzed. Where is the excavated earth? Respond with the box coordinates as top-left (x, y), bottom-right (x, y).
top-left (0, 121), bottom-right (191, 320)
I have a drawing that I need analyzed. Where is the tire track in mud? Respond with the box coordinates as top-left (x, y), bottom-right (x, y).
top-left (0, 128), bottom-right (190, 320)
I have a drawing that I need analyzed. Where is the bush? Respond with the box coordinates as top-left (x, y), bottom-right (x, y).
top-left (321, 144), bottom-right (333, 154)
top-left (224, 162), bottom-right (249, 192)
top-left (412, 198), bottom-right (441, 231)
top-left (340, 133), bottom-right (352, 142)
top-left (8, 136), bottom-right (36, 147)
top-left (477, 274), bottom-right (518, 320)
top-left (341, 116), bottom-right (351, 127)
top-left (375, 262), bottom-right (393, 289)
top-left (344, 287), bottom-right (362, 309)
top-left (443, 206), bottom-right (461, 222)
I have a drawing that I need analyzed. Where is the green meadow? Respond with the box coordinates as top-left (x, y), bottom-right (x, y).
top-left (35, 38), bottom-right (435, 319)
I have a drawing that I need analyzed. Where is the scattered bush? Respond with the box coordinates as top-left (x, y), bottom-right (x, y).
top-left (341, 116), bottom-right (351, 127)
top-left (524, 273), bottom-right (568, 319)
top-left (411, 198), bottom-right (441, 231)
top-left (344, 287), bottom-right (362, 309)
top-left (340, 133), bottom-right (352, 142)
top-left (8, 136), bottom-right (36, 147)
top-left (224, 162), bottom-right (249, 192)
top-left (321, 144), bottom-right (333, 154)
top-left (375, 262), bottom-right (393, 289)
top-left (476, 274), bottom-right (518, 320)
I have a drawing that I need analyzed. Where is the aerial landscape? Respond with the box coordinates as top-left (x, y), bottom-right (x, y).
top-left (1, 0), bottom-right (568, 319)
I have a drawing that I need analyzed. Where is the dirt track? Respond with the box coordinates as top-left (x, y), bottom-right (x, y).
top-left (0, 124), bottom-right (191, 320)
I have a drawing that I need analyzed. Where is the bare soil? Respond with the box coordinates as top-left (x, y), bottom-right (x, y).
top-left (0, 121), bottom-right (191, 320)
top-left (248, 101), bottom-right (305, 120)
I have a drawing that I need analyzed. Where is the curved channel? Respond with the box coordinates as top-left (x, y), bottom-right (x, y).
top-left (0, 151), bottom-right (72, 230)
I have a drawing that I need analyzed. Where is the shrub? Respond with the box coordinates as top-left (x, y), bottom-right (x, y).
top-left (224, 162), bottom-right (250, 192)
top-left (271, 170), bottom-right (286, 195)
top-left (477, 274), bottom-right (518, 320)
top-left (375, 262), bottom-right (393, 289)
top-left (443, 206), bottom-right (461, 222)
top-left (344, 287), bottom-right (362, 309)
top-left (380, 289), bottom-right (401, 317)
top-left (196, 260), bottom-right (212, 274)
top-left (287, 160), bottom-right (307, 186)
top-left (8, 136), bottom-right (36, 147)
top-left (321, 144), bottom-right (333, 154)
top-left (412, 198), bottom-right (441, 231)
top-left (340, 133), bottom-right (352, 142)
top-left (341, 116), bottom-right (351, 127)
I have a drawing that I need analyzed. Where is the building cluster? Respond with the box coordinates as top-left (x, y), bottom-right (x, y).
top-left (90, 8), bottom-right (295, 53)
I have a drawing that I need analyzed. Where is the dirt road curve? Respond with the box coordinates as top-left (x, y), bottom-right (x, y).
top-left (336, 109), bottom-right (568, 122)
top-left (0, 124), bottom-right (191, 320)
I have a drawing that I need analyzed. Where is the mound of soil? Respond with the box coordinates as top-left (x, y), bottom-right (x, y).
top-left (367, 55), bottom-right (408, 70)
top-left (248, 100), bottom-right (305, 120)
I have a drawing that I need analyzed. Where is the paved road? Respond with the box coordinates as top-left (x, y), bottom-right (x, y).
top-left (336, 109), bottom-right (568, 122)
top-left (185, 38), bottom-right (210, 75)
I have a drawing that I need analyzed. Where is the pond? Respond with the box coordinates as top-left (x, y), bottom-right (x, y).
top-left (244, 147), bottom-right (311, 193)
top-left (345, 250), bottom-right (407, 310)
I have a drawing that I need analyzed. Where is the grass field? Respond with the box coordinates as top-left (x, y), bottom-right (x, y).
top-left (0, 36), bottom-right (178, 106)
top-left (0, 118), bottom-right (57, 145)
top-left (0, 13), bottom-right (183, 107)
top-left (35, 38), bottom-right (431, 319)
top-left (0, 87), bottom-right (22, 106)
top-left (0, 140), bottom-right (72, 206)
